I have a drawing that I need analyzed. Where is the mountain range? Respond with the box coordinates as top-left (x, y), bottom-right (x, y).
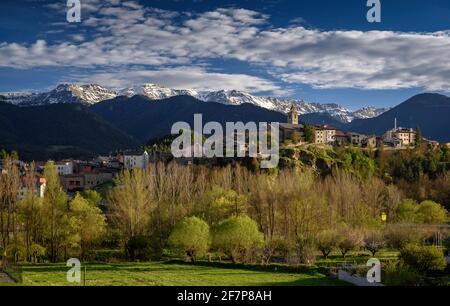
top-left (0, 83), bottom-right (389, 123)
top-left (1, 85), bottom-right (449, 161)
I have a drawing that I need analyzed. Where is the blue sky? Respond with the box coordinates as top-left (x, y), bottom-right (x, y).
top-left (1, 0), bottom-right (450, 109)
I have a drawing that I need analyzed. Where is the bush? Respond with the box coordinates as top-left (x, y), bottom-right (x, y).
top-left (316, 229), bottom-right (340, 259)
top-left (415, 201), bottom-right (448, 224)
top-left (93, 249), bottom-right (124, 262)
top-left (212, 215), bottom-right (264, 263)
top-left (396, 199), bottom-right (448, 225)
top-left (29, 244), bottom-right (46, 263)
top-left (168, 217), bottom-right (210, 262)
top-left (384, 225), bottom-right (425, 249)
top-left (125, 235), bottom-right (153, 261)
top-left (396, 199), bottom-right (419, 223)
top-left (383, 261), bottom-right (423, 286)
top-left (399, 244), bottom-right (447, 273)
top-left (5, 244), bottom-right (25, 263)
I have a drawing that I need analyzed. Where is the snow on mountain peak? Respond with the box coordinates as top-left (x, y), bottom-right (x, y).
top-left (2, 83), bottom-right (389, 122)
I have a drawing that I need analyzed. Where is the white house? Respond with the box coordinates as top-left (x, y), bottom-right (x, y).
top-left (55, 161), bottom-right (74, 176)
top-left (123, 150), bottom-right (149, 170)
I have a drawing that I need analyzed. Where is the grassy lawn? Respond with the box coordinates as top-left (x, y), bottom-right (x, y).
top-left (13, 261), bottom-right (348, 286)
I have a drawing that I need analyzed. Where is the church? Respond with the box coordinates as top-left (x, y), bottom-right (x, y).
top-left (279, 105), bottom-right (305, 143)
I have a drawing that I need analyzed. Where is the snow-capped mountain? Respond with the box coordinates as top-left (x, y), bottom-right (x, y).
top-left (1, 84), bottom-right (117, 106)
top-left (352, 106), bottom-right (391, 120)
top-left (1, 83), bottom-right (389, 122)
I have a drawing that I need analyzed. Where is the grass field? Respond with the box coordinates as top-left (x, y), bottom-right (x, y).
top-left (14, 261), bottom-right (348, 286)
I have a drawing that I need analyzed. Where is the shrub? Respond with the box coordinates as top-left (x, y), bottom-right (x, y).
top-left (29, 244), bottom-right (46, 263)
top-left (384, 225), bottom-right (425, 249)
top-left (125, 235), bottom-right (152, 261)
top-left (383, 261), bottom-right (423, 286)
top-left (168, 217), bottom-right (210, 262)
top-left (93, 249), bottom-right (124, 262)
top-left (415, 201), bottom-right (448, 224)
top-left (212, 215), bottom-right (264, 263)
top-left (316, 229), bottom-right (340, 259)
top-left (364, 230), bottom-right (385, 257)
top-left (399, 244), bottom-right (447, 273)
top-left (5, 244), bottom-right (25, 263)
top-left (396, 199), bottom-right (419, 223)
top-left (261, 238), bottom-right (292, 264)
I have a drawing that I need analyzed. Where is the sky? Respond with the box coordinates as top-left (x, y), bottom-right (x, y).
top-left (1, 0), bottom-right (450, 110)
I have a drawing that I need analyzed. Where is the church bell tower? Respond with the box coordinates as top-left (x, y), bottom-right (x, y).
top-left (288, 104), bottom-right (298, 125)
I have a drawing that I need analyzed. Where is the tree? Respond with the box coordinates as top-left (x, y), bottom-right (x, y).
top-left (168, 217), bottom-right (210, 262)
top-left (69, 193), bottom-right (106, 259)
top-left (0, 154), bottom-right (20, 251)
top-left (107, 169), bottom-right (155, 246)
top-left (396, 199), bottom-right (419, 223)
top-left (41, 162), bottom-right (69, 262)
top-left (337, 227), bottom-right (364, 258)
top-left (304, 124), bottom-right (315, 143)
top-left (195, 186), bottom-right (247, 224)
top-left (29, 243), bottom-right (46, 263)
top-left (212, 215), bottom-right (264, 263)
top-left (18, 163), bottom-right (44, 261)
top-left (415, 200), bottom-right (448, 224)
top-left (415, 126), bottom-right (423, 148)
top-left (364, 230), bottom-right (385, 256)
top-left (315, 229), bottom-right (340, 259)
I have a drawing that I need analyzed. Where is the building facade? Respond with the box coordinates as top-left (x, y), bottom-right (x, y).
top-left (315, 125), bottom-right (336, 144)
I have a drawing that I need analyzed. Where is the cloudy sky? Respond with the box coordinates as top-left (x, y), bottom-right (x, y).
top-left (1, 0), bottom-right (450, 109)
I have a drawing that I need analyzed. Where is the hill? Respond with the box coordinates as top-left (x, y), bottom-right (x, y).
top-left (348, 93), bottom-right (450, 142)
top-left (0, 102), bottom-right (139, 160)
top-left (91, 95), bottom-right (287, 142)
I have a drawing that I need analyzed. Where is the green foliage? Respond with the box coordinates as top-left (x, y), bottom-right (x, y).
top-left (93, 249), bottom-right (124, 262)
top-left (195, 186), bottom-right (247, 224)
top-left (304, 124), bottom-right (315, 143)
top-left (415, 126), bottom-right (423, 148)
top-left (29, 244), bottom-right (46, 263)
top-left (169, 217), bottom-right (210, 262)
top-left (397, 199), bottom-right (420, 223)
top-left (396, 199), bottom-right (448, 224)
top-left (399, 244), bottom-right (447, 273)
top-left (384, 261), bottom-right (423, 286)
top-left (125, 235), bottom-right (153, 261)
top-left (69, 193), bottom-right (107, 259)
top-left (80, 190), bottom-right (102, 206)
top-left (42, 161), bottom-right (70, 262)
top-left (212, 215), bottom-right (264, 263)
top-left (415, 200), bottom-right (448, 224)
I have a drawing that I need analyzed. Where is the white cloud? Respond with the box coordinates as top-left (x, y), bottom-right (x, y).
top-left (2, 3), bottom-right (450, 92)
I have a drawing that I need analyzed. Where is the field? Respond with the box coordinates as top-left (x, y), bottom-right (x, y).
top-left (12, 261), bottom-right (348, 286)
